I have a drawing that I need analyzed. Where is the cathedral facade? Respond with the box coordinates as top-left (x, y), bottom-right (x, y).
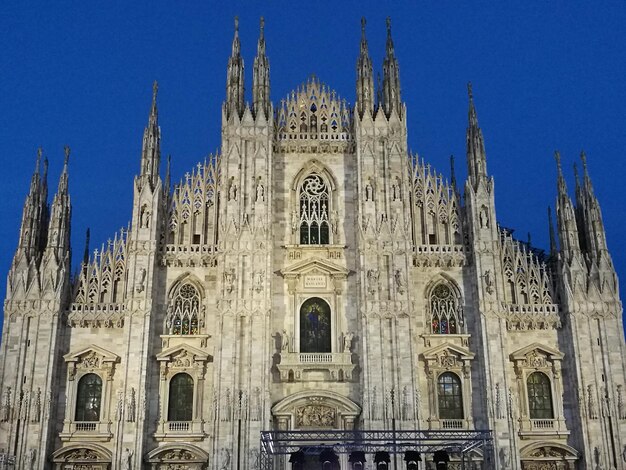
top-left (0, 17), bottom-right (624, 470)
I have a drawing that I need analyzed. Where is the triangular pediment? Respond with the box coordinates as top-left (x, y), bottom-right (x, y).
top-left (63, 344), bottom-right (120, 364)
top-left (281, 256), bottom-right (349, 277)
top-left (510, 342), bottom-right (563, 361)
top-left (156, 343), bottom-right (211, 363)
top-left (422, 342), bottom-right (475, 361)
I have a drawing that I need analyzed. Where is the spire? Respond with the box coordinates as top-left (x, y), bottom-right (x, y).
top-left (382, 17), bottom-right (402, 118)
top-left (46, 146), bottom-right (72, 258)
top-left (576, 151), bottom-right (609, 260)
top-left (82, 227), bottom-right (90, 267)
top-left (548, 206), bottom-right (557, 256)
top-left (450, 155), bottom-right (457, 189)
top-left (554, 151), bottom-right (580, 258)
top-left (465, 83), bottom-right (488, 189)
top-left (226, 16), bottom-right (245, 119)
top-left (253, 16), bottom-right (270, 119)
top-left (356, 17), bottom-right (374, 118)
top-left (16, 148), bottom-right (48, 262)
top-left (139, 81), bottom-right (161, 190)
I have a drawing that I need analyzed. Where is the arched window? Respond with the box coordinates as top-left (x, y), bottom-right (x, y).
top-left (299, 174), bottom-right (330, 245)
top-left (430, 283), bottom-right (461, 334)
top-left (300, 297), bottom-right (331, 353)
top-left (437, 372), bottom-right (463, 419)
top-left (166, 283), bottom-right (200, 335)
top-left (75, 373), bottom-right (102, 422)
top-left (527, 372), bottom-right (554, 419)
top-left (168, 373), bottom-right (194, 421)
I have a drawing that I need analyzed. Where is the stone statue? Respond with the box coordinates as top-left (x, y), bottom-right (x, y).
top-left (122, 448), bottom-right (133, 470)
top-left (343, 332), bottom-right (354, 352)
top-left (281, 329), bottom-right (290, 352)
top-left (220, 448), bottom-right (231, 470)
top-left (229, 181), bottom-right (237, 201)
top-left (365, 181), bottom-right (373, 201)
top-left (256, 181), bottom-right (264, 202)
top-left (135, 268), bottom-right (146, 293)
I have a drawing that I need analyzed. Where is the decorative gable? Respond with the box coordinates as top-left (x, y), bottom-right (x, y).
top-left (63, 345), bottom-right (120, 380)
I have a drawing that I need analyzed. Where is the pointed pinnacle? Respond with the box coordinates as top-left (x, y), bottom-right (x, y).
top-left (573, 162), bottom-right (581, 190)
top-left (235, 16), bottom-right (239, 32)
top-left (581, 150), bottom-right (589, 175)
top-left (467, 82), bottom-right (473, 101)
top-left (64, 145), bottom-right (71, 166)
top-left (386, 17), bottom-right (391, 35)
top-left (42, 157), bottom-right (49, 180)
top-left (260, 16), bottom-right (265, 37)
top-left (35, 148), bottom-right (42, 174)
top-left (361, 17), bottom-right (366, 35)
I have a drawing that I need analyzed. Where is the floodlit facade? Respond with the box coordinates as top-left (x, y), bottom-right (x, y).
top-left (1, 17), bottom-right (624, 470)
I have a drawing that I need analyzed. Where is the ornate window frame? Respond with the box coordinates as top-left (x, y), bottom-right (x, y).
top-left (519, 442), bottom-right (579, 470)
top-left (425, 278), bottom-right (464, 335)
top-left (51, 443), bottom-right (112, 470)
top-left (60, 345), bottom-right (119, 442)
top-left (278, 257), bottom-right (353, 383)
top-left (154, 343), bottom-right (212, 441)
top-left (291, 162), bottom-right (338, 246)
top-left (422, 343), bottom-right (474, 430)
top-left (164, 276), bottom-right (206, 336)
top-left (272, 390), bottom-right (361, 431)
top-left (511, 343), bottom-right (568, 437)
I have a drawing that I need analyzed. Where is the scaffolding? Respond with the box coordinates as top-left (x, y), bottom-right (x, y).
top-left (260, 429), bottom-right (493, 470)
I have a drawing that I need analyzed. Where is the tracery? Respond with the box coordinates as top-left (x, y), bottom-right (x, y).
top-left (166, 283), bottom-right (201, 335)
top-left (430, 283), bottom-right (462, 334)
top-left (299, 174), bottom-right (330, 245)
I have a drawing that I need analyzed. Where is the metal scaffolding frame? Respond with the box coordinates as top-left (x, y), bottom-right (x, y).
top-left (260, 429), bottom-right (493, 469)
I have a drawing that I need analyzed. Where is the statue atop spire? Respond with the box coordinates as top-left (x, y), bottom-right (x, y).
top-left (226, 16), bottom-right (245, 119)
top-left (466, 83), bottom-right (488, 189)
top-left (382, 17), bottom-right (401, 118)
top-left (253, 16), bottom-right (270, 119)
top-left (356, 17), bottom-right (374, 118)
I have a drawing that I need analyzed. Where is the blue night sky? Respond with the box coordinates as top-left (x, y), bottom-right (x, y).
top-left (1, 2), bottom-right (625, 322)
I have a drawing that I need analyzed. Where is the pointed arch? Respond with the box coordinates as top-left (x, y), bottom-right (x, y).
top-left (165, 274), bottom-right (204, 335)
top-left (425, 275), bottom-right (463, 334)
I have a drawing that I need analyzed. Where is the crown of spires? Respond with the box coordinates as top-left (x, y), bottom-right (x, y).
top-left (253, 16), bottom-right (271, 119)
top-left (356, 17), bottom-right (374, 118)
top-left (466, 82), bottom-right (488, 189)
top-left (382, 17), bottom-right (401, 117)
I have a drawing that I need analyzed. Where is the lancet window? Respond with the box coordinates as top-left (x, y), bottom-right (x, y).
top-left (299, 174), bottom-right (330, 245)
top-left (430, 283), bottom-right (462, 334)
top-left (75, 373), bottom-right (102, 422)
top-left (167, 373), bottom-right (194, 422)
top-left (166, 283), bottom-right (201, 335)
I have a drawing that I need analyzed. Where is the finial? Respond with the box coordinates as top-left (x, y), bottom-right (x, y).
top-left (467, 82), bottom-right (473, 101)
top-left (234, 16), bottom-right (239, 32)
top-left (152, 80), bottom-right (158, 100)
top-left (260, 16), bottom-right (264, 35)
top-left (554, 150), bottom-right (561, 171)
top-left (35, 147), bottom-right (42, 173)
top-left (580, 150), bottom-right (588, 173)
top-left (386, 17), bottom-right (391, 35)
top-left (361, 17), bottom-right (366, 33)
top-left (64, 145), bottom-right (71, 165)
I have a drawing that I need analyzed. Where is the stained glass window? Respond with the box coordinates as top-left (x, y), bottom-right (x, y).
top-left (167, 283), bottom-right (200, 335)
top-left (75, 373), bottom-right (102, 422)
top-left (437, 372), bottom-right (463, 419)
top-left (430, 283), bottom-right (461, 334)
top-left (168, 373), bottom-right (194, 421)
top-left (300, 297), bottom-right (331, 353)
top-left (527, 372), bottom-right (554, 419)
top-left (299, 174), bottom-right (330, 245)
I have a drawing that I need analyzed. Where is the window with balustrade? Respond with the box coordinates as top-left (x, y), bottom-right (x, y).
top-left (75, 373), bottom-right (102, 422)
top-left (299, 173), bottom-right (330, 245)
top-left (437, 372), bottom-right (463, 419)
top-left (168, 373), bottom-right (194, 422)
top-left (166, 282), bottom-right (201, 335)
top-left (430, 283), bottom-right (462, 334)
top-left (300, 297), bottom-right (331, 353)
top-left (527, 372), bottom-right (554, 419)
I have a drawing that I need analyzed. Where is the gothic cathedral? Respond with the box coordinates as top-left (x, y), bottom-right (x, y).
top-left (1, 17), bottom-right (624, 470)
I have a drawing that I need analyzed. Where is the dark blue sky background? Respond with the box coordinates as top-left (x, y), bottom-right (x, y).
top-left (1, 2), bottom-right (625, 321)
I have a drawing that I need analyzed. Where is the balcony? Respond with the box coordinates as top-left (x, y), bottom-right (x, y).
top-left (60, 421), bottom-right (112, 442)
top-left (277, 351), bottom-right (356, 382)
top-left (154, 420), bottom-right (205, 441)
top-left (519, 418), bottom-right (569, 438)
top-left (441, 419), bottom-right (464, 430)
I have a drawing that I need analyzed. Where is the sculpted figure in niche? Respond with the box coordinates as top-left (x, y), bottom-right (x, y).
top-left (479, 205), bottom-right (489, 228)
top-left (256, 180), bottom-right (265, 202)
top-left (135, 268), bottom-right (147, 293)
top-left (122, 448), bottom-right (133, 470)
top-left (229, 179), bottom-right (237, 201)
top-left (140, 205), bottom-right (150, 228)
top-left (365, 180), bottom-right (373, 201)
top-left (367, 269), bottom-right (379, 295)
top-left (394, 269), bottom-right (406, 294)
